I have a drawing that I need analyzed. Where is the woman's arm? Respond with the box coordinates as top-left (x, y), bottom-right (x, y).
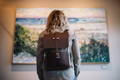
top-left (36, 36), bottom-right (44, 80)
top-left (71, 33), bottom-right (81, 77)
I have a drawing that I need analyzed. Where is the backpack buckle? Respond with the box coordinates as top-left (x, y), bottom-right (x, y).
top-left (56, 53), bottom-right (60, 58)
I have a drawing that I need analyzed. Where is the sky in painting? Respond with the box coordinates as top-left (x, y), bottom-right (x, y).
top-left (16, 8), bottom-right (106, 18)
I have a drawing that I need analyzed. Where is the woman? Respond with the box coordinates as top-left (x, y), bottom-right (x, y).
top-left (37, 10), bottom-right (81, 80)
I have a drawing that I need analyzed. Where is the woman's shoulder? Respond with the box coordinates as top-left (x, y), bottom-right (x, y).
top-left (39, 30), bottom-right (49, 38)
top-left (68, 30), bottom-right (76, 40)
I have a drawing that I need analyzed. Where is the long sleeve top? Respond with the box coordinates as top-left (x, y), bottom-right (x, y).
top-left (36, 30), bottom-right (81, 80)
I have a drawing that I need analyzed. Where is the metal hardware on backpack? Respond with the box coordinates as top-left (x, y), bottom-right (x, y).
top-left (42, 30), bottom-right (70, 71)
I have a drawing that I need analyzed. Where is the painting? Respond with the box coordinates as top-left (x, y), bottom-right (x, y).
top-left (12, 8), bottom-right (110, 64)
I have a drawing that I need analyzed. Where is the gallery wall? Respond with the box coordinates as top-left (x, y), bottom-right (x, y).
top-left (0, 0), bottom-right (120, 80)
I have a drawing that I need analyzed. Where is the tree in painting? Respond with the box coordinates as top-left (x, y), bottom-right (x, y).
top-left (13, 24), bottom-right (37, 63)
top-left (80, 37), bottom-right (109, 63)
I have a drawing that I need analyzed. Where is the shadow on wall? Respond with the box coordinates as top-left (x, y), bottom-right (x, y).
top-left (11, 64), bottom-right (37, 71)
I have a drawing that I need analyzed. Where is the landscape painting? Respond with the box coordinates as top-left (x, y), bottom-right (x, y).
top-left (13, 8), bottom-right (110, 64)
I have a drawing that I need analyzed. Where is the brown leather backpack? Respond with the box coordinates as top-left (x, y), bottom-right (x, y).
top-left (42, 30), bottom-right (70, 71)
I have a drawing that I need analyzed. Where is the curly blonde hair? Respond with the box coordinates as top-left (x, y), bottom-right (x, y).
top-left (45, 10), bottom-right (69, 33)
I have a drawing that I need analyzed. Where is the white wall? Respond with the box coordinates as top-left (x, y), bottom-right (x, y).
top-left (0, 0), bottom-right (120, 80)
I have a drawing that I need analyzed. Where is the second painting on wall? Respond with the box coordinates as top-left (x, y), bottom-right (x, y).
top-left (12, 8), bottom-right (110, 64)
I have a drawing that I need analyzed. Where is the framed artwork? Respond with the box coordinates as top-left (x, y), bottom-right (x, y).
top-left (12, 8), bottom-right (110, 64)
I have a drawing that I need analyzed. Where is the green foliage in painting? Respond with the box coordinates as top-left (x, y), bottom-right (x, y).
top-left (80, 38), bottom-right (110, 63)
top-left (14, 24), bottom-right (37, 56)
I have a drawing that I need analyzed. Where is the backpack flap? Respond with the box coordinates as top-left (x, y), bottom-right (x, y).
top-left (43, 31), bottom-right (69, 48)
